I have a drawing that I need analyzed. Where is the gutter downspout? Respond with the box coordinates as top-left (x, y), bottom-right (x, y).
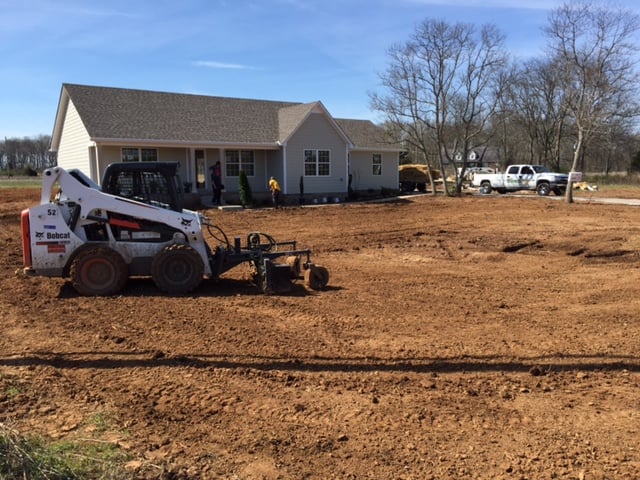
top-left (88, 142), bottom-right (99, 183)
top-left (346, 145), bottom-right (350, 194)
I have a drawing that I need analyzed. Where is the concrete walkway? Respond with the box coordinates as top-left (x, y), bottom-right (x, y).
top-left (573, 196), bottom-right (640, 206)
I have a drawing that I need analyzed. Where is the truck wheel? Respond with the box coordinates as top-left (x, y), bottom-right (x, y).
top-left (553, 187), bottom-right (566, 196)
top-left (536, 182), bottom-right (551, 196)
top-left (479, 182), bottom-right (492, 194)
top-left (151, 243), bottom-right (204, 294)
top-left (304, 265), bottom-right (330, 290)
top-left (70, 246), bottom-right (128, 296)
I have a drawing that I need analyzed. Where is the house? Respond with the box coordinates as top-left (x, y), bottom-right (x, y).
top-left (50, 84), bottom-right (401, 204)
top-left (454, 147), bottom-right (502, 170)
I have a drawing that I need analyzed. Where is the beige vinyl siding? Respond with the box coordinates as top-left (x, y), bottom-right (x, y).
top-left (100, 144), bottom-right (187, 170)
top-left (96, 146), bottom-right (190, 181)
top-left (349, 150), bottom-right (399, 191)
top-left (56, 100), bottom-right (92, 173)
top-left (284, 113), bottom-right (348, 195)
top-left (219, 150), bottom-right (271, 194)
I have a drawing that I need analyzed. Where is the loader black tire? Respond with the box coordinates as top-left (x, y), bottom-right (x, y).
top-left (70, 246), bottom-right (128, 296)
top-left (304, 265), bottom-right (330, 290)
top-left (151, 243), bottom-right (204, 294)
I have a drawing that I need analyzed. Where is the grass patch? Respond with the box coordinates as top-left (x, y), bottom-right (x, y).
top-left (0, 422), bottom-right (129, 480)
top-left (584, 174), bottom-right (640, 186)
top-left (593, 183), bottom-right (640, 192)
top-left (5, 386), bottom-right (20, 399)
top-left (0, 176), bottom-right (41, 189)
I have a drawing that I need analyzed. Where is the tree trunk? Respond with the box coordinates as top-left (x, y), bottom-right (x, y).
top-left (565, 133), bottom-right (583, 203)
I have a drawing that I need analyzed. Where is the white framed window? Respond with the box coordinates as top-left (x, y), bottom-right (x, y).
top-left (121, 148), bottom-right (158, 162)
top-left (225, 150), bottom-right (255, 177)
top-left (372, 153), bottom-right (382, 176)
top-left (304, 149), bottom-right (330, 176)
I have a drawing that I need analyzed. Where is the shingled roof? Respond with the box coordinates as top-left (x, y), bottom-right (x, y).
top-left (56, 84), bottom-right (296, 145)
top-left (52, 83), bottom-right (398, 151)
top-left (335, 118), bottom-right (400, 152)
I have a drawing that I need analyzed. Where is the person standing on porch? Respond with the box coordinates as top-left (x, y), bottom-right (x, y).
top-left (269, 176), bottom-right (281, 209)
top-left (210, 161), bottom-right (222, 206)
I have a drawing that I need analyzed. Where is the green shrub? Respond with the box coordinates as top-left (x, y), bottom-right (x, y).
top-left (238, 170), bottom-right (254, 208)
top-left (380, 187), bottom-right (398, 197)
top-left (23, 165), bottom-right (38, 177)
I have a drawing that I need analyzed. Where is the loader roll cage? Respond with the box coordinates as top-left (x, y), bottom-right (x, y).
top-left (101, 162), bottom-right (184, 212)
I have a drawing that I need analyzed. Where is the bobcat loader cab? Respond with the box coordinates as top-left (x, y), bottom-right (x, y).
top-left (21, 162), bottom-right (329, 296)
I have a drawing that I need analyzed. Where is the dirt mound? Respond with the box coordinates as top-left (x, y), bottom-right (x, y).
top-left (2, 188), bottom-right (640, 479)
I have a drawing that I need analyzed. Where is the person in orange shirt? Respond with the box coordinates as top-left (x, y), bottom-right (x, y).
top-left (269, 176), bottom-right (281, 209)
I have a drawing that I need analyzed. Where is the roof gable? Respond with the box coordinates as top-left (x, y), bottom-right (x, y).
top-left (278, 101), bottom-right (352, 146)
top-left (278, 102), bottom-right (318, 142)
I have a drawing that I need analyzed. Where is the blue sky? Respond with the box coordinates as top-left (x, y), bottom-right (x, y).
top-left (1, 0), bottom-right (638, 138)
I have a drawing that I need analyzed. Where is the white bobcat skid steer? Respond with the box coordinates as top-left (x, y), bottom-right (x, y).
top-left (21, 162), bottom-right (329, 296)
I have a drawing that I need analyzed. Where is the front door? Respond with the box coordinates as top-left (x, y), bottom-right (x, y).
top-left (195, 149), bottom-right (206, 191)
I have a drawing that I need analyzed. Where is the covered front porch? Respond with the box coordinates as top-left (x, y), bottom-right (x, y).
top-left (90, 143), bottom-right (284, 201)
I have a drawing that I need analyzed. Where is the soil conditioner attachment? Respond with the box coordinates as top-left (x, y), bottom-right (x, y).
top-left (20, 162), bottom-right (329, 296)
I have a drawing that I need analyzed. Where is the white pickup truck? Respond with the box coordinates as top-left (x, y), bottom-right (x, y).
top-left (471, 164), bottom-right (568, 196)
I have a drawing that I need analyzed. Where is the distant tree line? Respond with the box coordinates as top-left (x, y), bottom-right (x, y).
top-left (371, 1), bottom-right (640, 200)
top-left (0, 135), bottom-right (56, 174)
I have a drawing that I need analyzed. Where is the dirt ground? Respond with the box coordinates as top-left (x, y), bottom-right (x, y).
top-left (2, 186), bottom-right (640, 479)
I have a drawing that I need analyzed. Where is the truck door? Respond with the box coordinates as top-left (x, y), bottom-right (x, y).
top-left (519, 166), bottom-right (535, 188)
top-left (504, 165), bottom-right (522, 189)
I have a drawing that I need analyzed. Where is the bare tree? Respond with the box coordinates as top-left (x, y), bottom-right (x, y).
top-left (545, 1), bottom-right (640, 202)
top-left (0, 135), bottom-right (54, 172)
top-left (370, 39), bottom-right (440, 193)
top-left (506, 58), bottom-right (570, 171)
top-left (371, 19), bottom-right (509, 196)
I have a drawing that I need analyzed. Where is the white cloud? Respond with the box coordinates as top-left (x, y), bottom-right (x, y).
top-left (192, 61), bottom-right (256, 70)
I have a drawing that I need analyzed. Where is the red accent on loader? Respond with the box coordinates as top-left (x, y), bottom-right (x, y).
top-left (109, 217), bottom-right (142, 230)
top-left (20, 209), bottom-right (32, 267)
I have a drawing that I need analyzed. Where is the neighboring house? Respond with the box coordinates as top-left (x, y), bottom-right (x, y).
top-left (454, 147), bottom-right (502, 170)
top-left (50, 84), bottom-right (401, 203)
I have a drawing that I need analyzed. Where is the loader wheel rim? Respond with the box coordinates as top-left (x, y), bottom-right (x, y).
top-left (304, 265), bottom-right (330, 290)
top-left (70, 247), bottom-right (128, 296)
top-left (82, 258), bottom-right (116, 288)
top-left (151, 244), bottom-right (204, 294)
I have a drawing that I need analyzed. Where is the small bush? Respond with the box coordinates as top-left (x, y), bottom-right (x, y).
top-left (380, 187), bottom-right (398, 197)
top-left (238, 170), bottom-right (254, 208)
top-left (23, 166), bottom-right (38, 177)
